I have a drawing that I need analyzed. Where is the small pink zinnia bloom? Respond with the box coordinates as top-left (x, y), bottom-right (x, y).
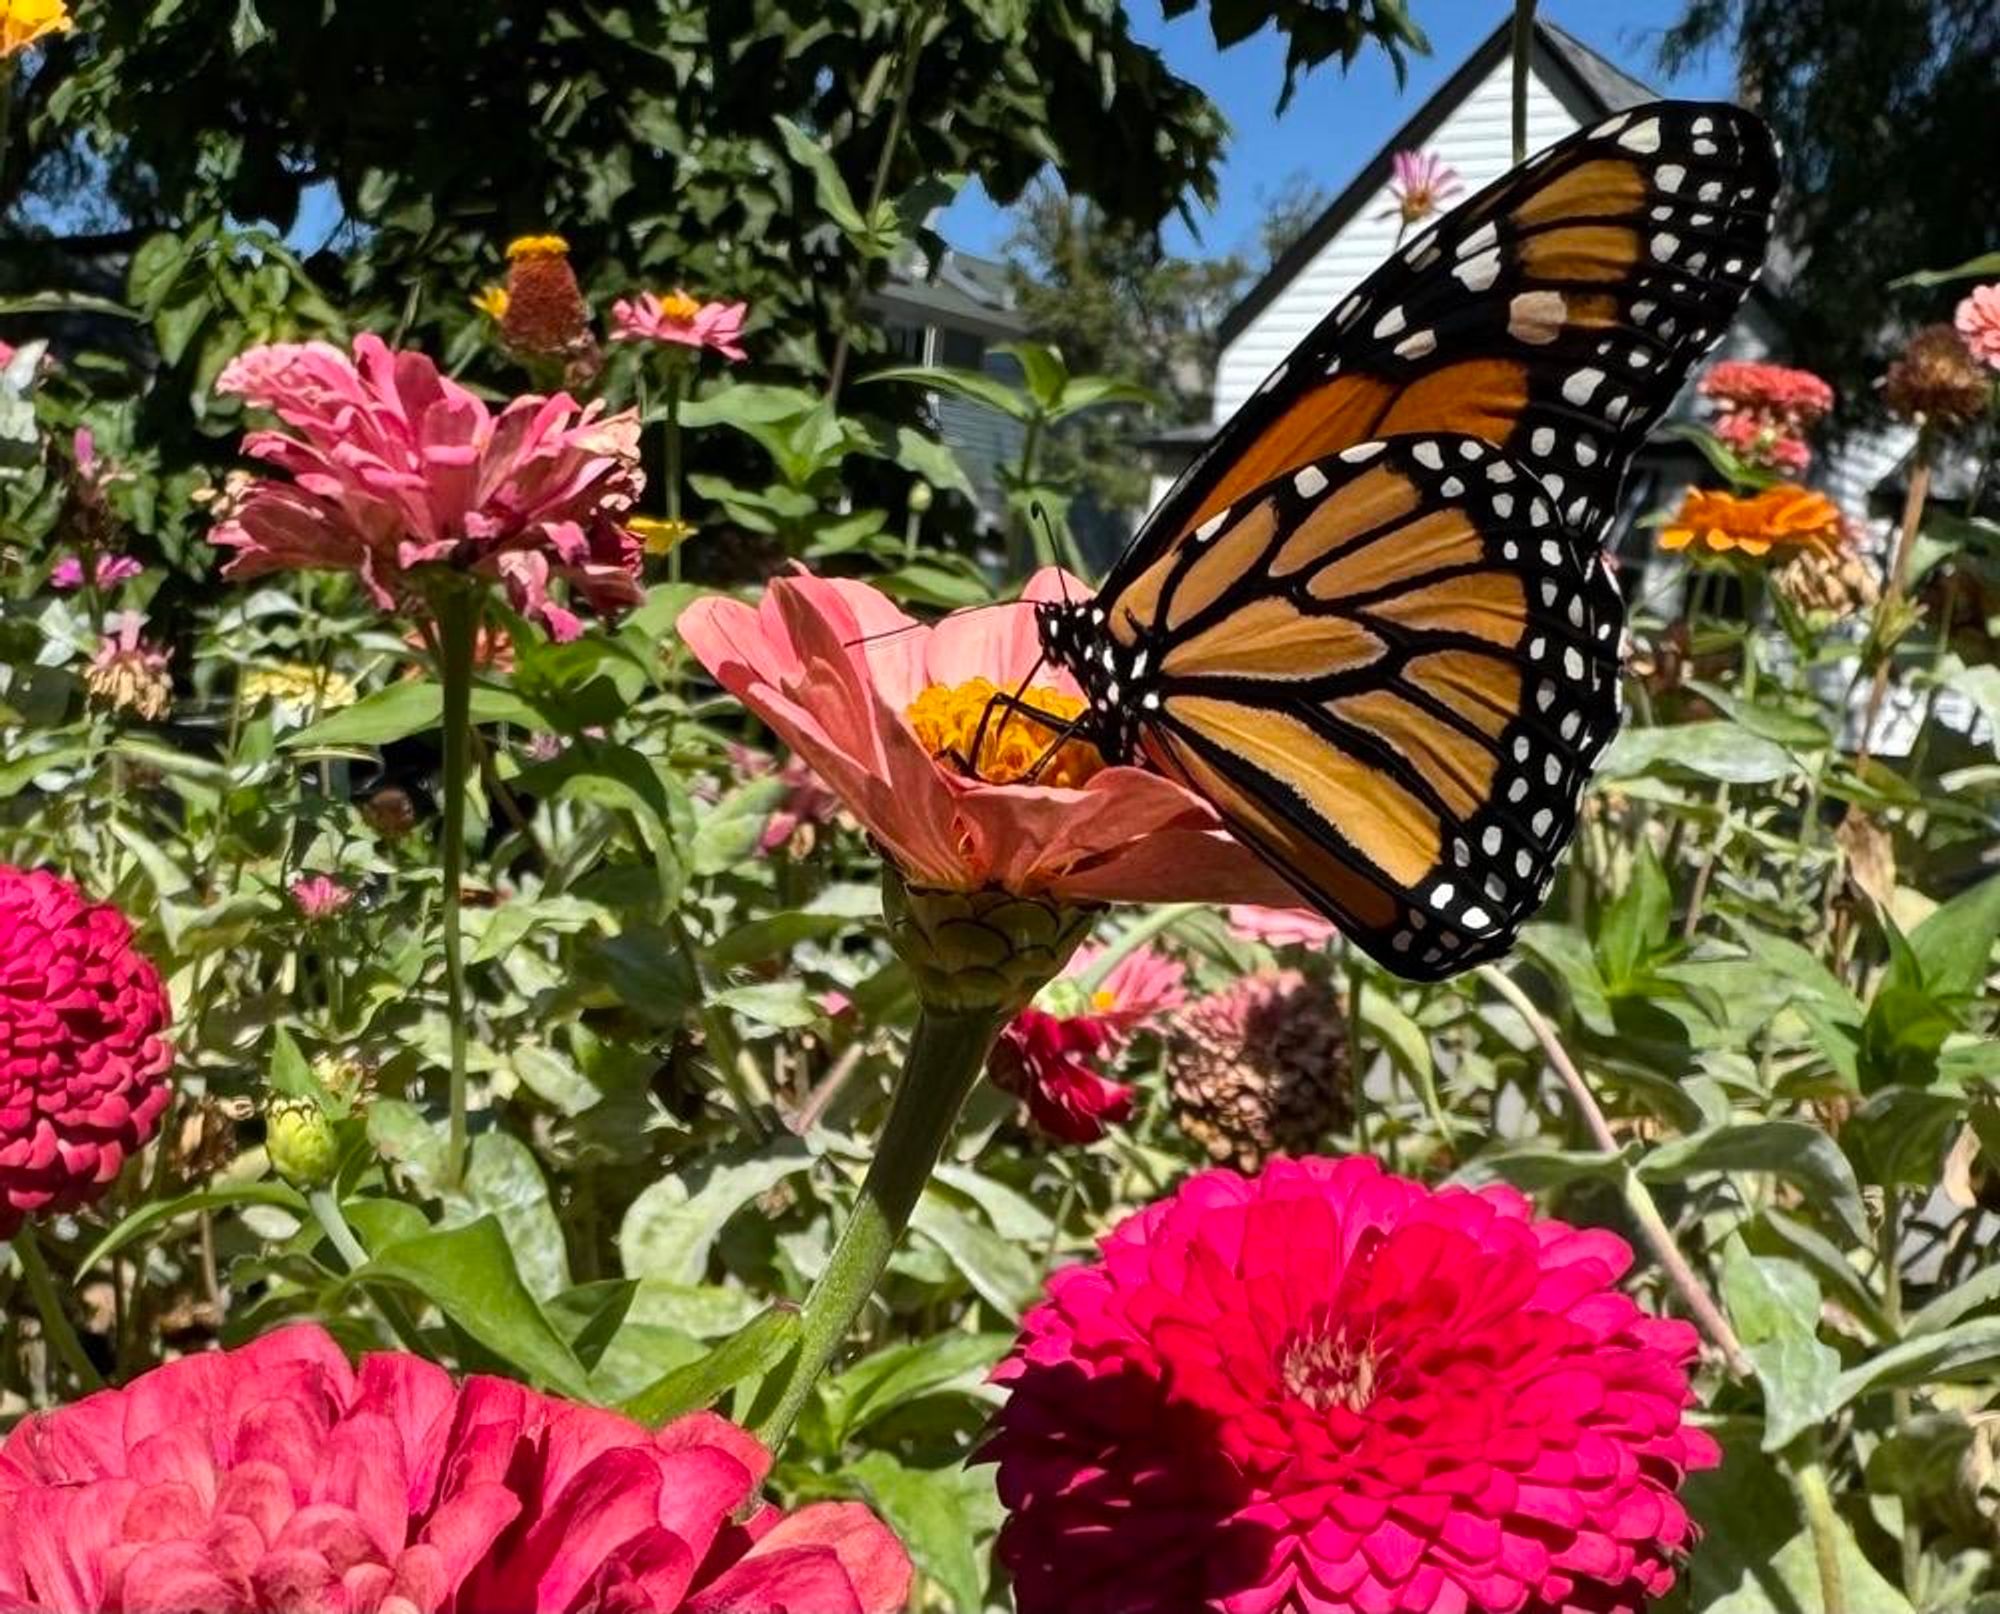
top-left (679, 569), bottom-right (1301, 908)
top-left (0, 866), bottom-right (173, 1238)
top-left (291, 873), bottom-right (355, 920)
top-left (211, 334), bottom-right (645, 642)
top-left (1956, 284), bottom-right (2000, 370)
top-left (729, 743), bottom-right (847, 856)
top-left (985, 1155), bottom-right (1719, 1614)
top-left (1699, 359), bottom-right (1835, 425)
top-left (0, 1322), bottom-right (912, 1614)
top-left (990, 943), bottom-right (1186, 1143)
top-left (611, 289), bottom-right (749, 362)
top-left (1383, 149), bottom-right (1462, 225)
top-left (1226, 903), bottom-right (1340, 949)
top-left (50, 553), bottom-right (144, 591)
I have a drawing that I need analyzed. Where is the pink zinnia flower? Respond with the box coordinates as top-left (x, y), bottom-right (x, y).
top-left (1699, 360), bottom-right (1835, 423)
top-left (678, 569), bottom-right (1300, 908)
top-left (1226, 903), bottom-right (1340, 949)
top-left (611, 290), bottom-right (749, 362)
top-left (990, 943), bottom-right (1186, 1143)
top-left (211, 334), bottom-right (645, 642)
top-left (1956, 284), bottom-right (2000, 371)
top-left (50, 553), bottom-right (144, 591)
top-left (0, 866), bottom-right (173, 1238)
top-left (1713, 410), bottom-right (1811, 475)
top-left (728, 744), bottom-right (847, 856)
top-left (291, 873), bottom-right (355, 920)
top-left (1382, 150), bottom-right (1462, 225)
top-left (985, 1155), bottom-right (1719, 1614)
top-left (0, 1322), bottom-right (912, 1614)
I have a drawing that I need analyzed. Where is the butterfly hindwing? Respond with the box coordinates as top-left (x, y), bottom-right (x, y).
top-left (1134, 101), bottom-right (1779, 567)
top-left (1049, 434), bottom-right (1622, 980)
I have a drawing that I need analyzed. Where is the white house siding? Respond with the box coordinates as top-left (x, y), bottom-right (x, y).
top-left (1212, 61), bottom-right (1591, 421)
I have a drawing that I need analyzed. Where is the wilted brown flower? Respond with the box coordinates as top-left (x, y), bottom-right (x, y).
top-left (1774, 537), bottom-right (1880, 625)
top-left (359, 785), bottom-right (420, 840)
top-left (1166, 968), bottom-right (1350, 1170)
top-left (85, 613), bottom-right (173, 720)
top-left (1883, 324), bottom-right (1992, 428)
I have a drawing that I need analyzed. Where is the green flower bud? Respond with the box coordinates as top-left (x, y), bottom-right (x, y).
top-left (267, 1096), bottom-right (340, 1190)
top-left (907, 479), bottom-right (934, 515)
top-left (882, 869), bottom-right (1095, 1016)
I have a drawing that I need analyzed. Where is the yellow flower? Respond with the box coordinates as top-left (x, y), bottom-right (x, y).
top-left (905, 677), bottom-right (1104, 789)
top-left (242, 662), bottom-right (360, 711)
top-left (506, 233), bottom-right (571, 261)
top-left (632, 516), bottom-right (697, 556)
top-left (1, 0), bottom-right (70, 57)
top-left (1659, 485), bottom-right (1844, 559)
top-left (471, 284), bottom-right (510, 321)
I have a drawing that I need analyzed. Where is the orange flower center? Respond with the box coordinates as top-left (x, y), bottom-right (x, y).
top-left (659, 290), bottom-right (703, 323)
top-left (905, 677), bottom-right (1104, 789)
top-left (1280, 1326), bottom-right (1384, 1414)
top-left (506, 233), bottom-right (571, 261)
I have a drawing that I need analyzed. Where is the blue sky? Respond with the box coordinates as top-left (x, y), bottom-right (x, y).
top-left (939, 0), bottom-right (1732, 263)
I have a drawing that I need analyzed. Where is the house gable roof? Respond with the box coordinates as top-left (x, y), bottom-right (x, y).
top-left (1217, 18), bottom-right (1661, 347)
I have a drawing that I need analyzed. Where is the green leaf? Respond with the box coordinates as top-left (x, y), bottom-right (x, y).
top-left (710, 980), bottom-right (820, 1029)
top-left (1599, 721), bottom-right (1798, 784)
top-left (266, 1026), bottom-right (324, 1103)
top-left (1907, 872), bottom-right (2000, 1003)
top-left (81, 1182), bottom-right (308, 1272)
top-left (353, 1215), bottom-right (591, 1398)
top-left (851, 1451), bottom-right (991, 1614)
top-left (775, 116), bottom-right (867, 234)
top-left (618, 1138), bottom-right (817, 1285)
top-left (1827, 1318), bottom-right (2000, 1411)
top-left (444, 1131), bottom-right (571, 1300)
top-left (890, 425), bottom-right (976, 500)
top-left (1719, 1237), bottom-right (1841, 1452)
top-left (823, 1330), bottom-right (1012, 1446)
top-left (1597, 842), bottom-right (1671, 990)
top-left (909, 1191), bottom-right (1039, 1319)
top-left (618, 1304), bottom-right (800, 1426)
top-left (1639, 1121), bottom-right (1868, 1246)
top-left (1889, 249), bottom-right (2000, 288)
top-left (1514, 923), bottom-right (1616, 1036)
top-left (862, 363), bottom-right (1033, 423)
top-left (286, 681), bottom-right (536, 748)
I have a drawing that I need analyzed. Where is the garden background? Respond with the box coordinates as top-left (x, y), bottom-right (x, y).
top-left (2, 1), bottom-right (1999, 1611)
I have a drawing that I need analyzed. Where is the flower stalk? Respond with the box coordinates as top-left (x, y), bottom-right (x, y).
top-left (429, 577), bottom-right (481, 1188)
top-left (663, 363), bottom-right (686, 584)
top-left (1855, 427), bottom-right (1935, 767)
top-left (11, 1225), bottom-right (103, 1392)
top-left (756, 1002), bottom-right (1005, 1451)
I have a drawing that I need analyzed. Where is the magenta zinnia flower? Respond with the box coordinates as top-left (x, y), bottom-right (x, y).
top-left (1957, 284), bottom-right (2000, 371)
top-left (291, 873), bottom-right (355, 920)
top-left (611, 290), bottom-right (749, 362)
top-left (0, 866), bottom-right (173, 1238)
top-left (211, 335), bottom-right (645, 642)
top-left (50, 553), bottom-right (144, 591)
top-left (985, 1156), bottom-right (1718, 1614)
top-left (0, 1322), bottom-right (912, 1614)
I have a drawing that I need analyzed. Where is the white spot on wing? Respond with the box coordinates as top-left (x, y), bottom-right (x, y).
top-left (1395, 329), bottom-right (1438, 359)
top-left (1373, 306), bottom-right (1407, 339)
top-left (1618, 118), bottom-right (1662, 154)
top-left (1293, 466), bottom-right (1328, 498)
top-left (1453, 248), bottom-right (1502, 292)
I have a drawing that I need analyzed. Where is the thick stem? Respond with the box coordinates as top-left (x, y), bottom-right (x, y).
top-left (1510, 0), bottom-right (1537, 164)
top-left (431, 581), bottom-right (481, 1188)
top-left (1792, 1446), bottom-right (1850, 1614)
top-left (1477, 964), bottom-right (1752, 1376)
top-left (1856, 438), bottom-right (1934, 767)
top-left (663, 365), bottom-right (686, 585)
top-left (12, 1226), bottom-right (104, 1392)
top-left (308, 1188), bottom-right (431, 1354)
top-left (755, 1004), bottom-right (1003, 1452)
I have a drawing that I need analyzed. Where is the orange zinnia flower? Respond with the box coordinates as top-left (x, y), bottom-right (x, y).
top-left (1659, 485), bottom-right (1844, 558)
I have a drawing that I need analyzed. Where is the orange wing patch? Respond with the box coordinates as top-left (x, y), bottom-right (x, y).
top-left (1160, 597), bottom-right (1384, 682)
top-left (1403, 650), bottom-right (1524, 739)
top-left (1306, 507), bottom-right (1487, 601)
top-left (1167, 500), bottom-right (1279, 630)
top-left (1270, 466), bottom-right (1420, 575)
top-left (1517, 225), bottom-right (1642, 283)
top-left (1326, 689), bottom-right (1497, 818)
top-left (1375, 360), bottom-right (1530, 442)
top-left (1360, 570), bottom-right (1527, 648)
top-left (1183, 377), bottom-right (1396, 530)
top-left (1509, 159), bottom-right (1648, 227)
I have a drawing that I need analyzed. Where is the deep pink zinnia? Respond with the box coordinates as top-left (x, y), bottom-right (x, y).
top-left (984, 1155), bottom-right (1719, 1614)
top-left (0, 1322), bottom-right (912, 1614)
top-left (210, 335), bottom-right (645, 642)
top-left (0, 866), bottom-right (173, 1238)
top-left (50, 553), bottom-right (145, 591)
top-left (1957, 284), bottom-right (2000, 371)
top-left (610, 290), bottom-right (749, 362)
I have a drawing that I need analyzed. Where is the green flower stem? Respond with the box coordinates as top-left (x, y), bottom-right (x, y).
top-left (663, 365), bottom-right (685, 584)
top-left (755, 1003), bottom-right (1005, 1453)
top-left (431, 580), bottom-right (481, 1188)
top-left (307, 1188), bottom-right (431, 1355)
top-left (1510, 0), bottom-right (1536, 163)
top-left (11, 1225), bottom-right (103, 1393)
top-left (1476, 963), bottom-right (1752, 1377)
top-left (1077, 902), bottom-right (1198, 995)
top-left (1791, 1444), bottom-right (1850, 1614)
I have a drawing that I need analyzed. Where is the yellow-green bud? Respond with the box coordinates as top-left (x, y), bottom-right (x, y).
top-left (267, 1097), bottom-right (340, 1189)
top-left (907, 479), bottom-right (934, 515)
top-left (882, 870), bottom-right (1095, 1015)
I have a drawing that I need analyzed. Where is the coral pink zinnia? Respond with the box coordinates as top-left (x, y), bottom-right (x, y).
top-left (611, 290), bottom-right (749, 362)
top-left (0, 1322), bottom-right (911, 1614)
top-left (291, 873), bottom-right (355, 920)
top-left (990, 943), bottom-right (1186, 1143)
top-left (1226, 904), bottom-right (1340, 949)
top-left (210, 335), bottom-right (644, 642)
top-left (1957, 284), bottom-right (2000, 371)
top-left (678, 569), bottom-right (1301, 908)
top-left (0, 866), bottom-right (173, 1238)
top-left (984, 1155), bottom-right (1718, 1614)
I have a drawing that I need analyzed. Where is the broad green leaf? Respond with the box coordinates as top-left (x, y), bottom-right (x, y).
top-left (353, 1215), bottom-right (591, 1398)
top-left (1746, 1210), bottom-right (1894, 1341)
top-left (862, 363), bottom-right (1033, 422)
top-left (618, 1138), bottom-right (817, 1285)
top-left (1826, 1318), bottom-right (2000, 1410)
top-left (1640, 1121), bottom-right (1867, 1246)
top-left (851, 1451), bottom-right (991, 1614)
top-left (909, 1192), bottom-right (1038, 1319)
top-left (266, 1026), bottom-right (324, 1103)
top-left (286, 681), bottom-right (537, 748)
top-left (1457, 1146), bottom-right (1631, 1194)
top-left (1597, 842), bottom-right (1671, 990)
top-left (1514, 922), bottom-right (1616, 1035)
top-left (1907, 871), bottom-right (2000, 1003)
top-left (690, 777), bottom-right (787, 876)
top-left (1719, 1238), bottom-right (1841, 1452)
top-left (824, 1330), bottom-right (1012, 1445)
top-left (1599, 722), bottom-right (1797, 784)
top-left (82, 1182), bottom-right (307, 1271)
top-left (1890, 249), bottom-right (2000, 288)
top-left (710, 981), bottom-right (820, 1030)
top-left (775, 116), bottom-right (867, 234)
top-left (890, 425), bottom-right (975, 500)
top-left (619, 1304), bottom-right (800, 1426)
top-left (444, 1131), bottom-right (571, 1300)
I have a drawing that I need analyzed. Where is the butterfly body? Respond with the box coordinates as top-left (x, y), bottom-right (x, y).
top-left (1033, 101), bottom-right (1779, 979)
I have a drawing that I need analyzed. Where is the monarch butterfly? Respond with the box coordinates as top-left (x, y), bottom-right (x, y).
top-left (1032, 101), bottom-right (1779, 980)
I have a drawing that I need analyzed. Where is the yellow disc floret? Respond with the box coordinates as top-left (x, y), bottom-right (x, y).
top-left (905, 677), bottom-right (1104, 789)
top-left (505, 233), bottom-right (571, 261)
